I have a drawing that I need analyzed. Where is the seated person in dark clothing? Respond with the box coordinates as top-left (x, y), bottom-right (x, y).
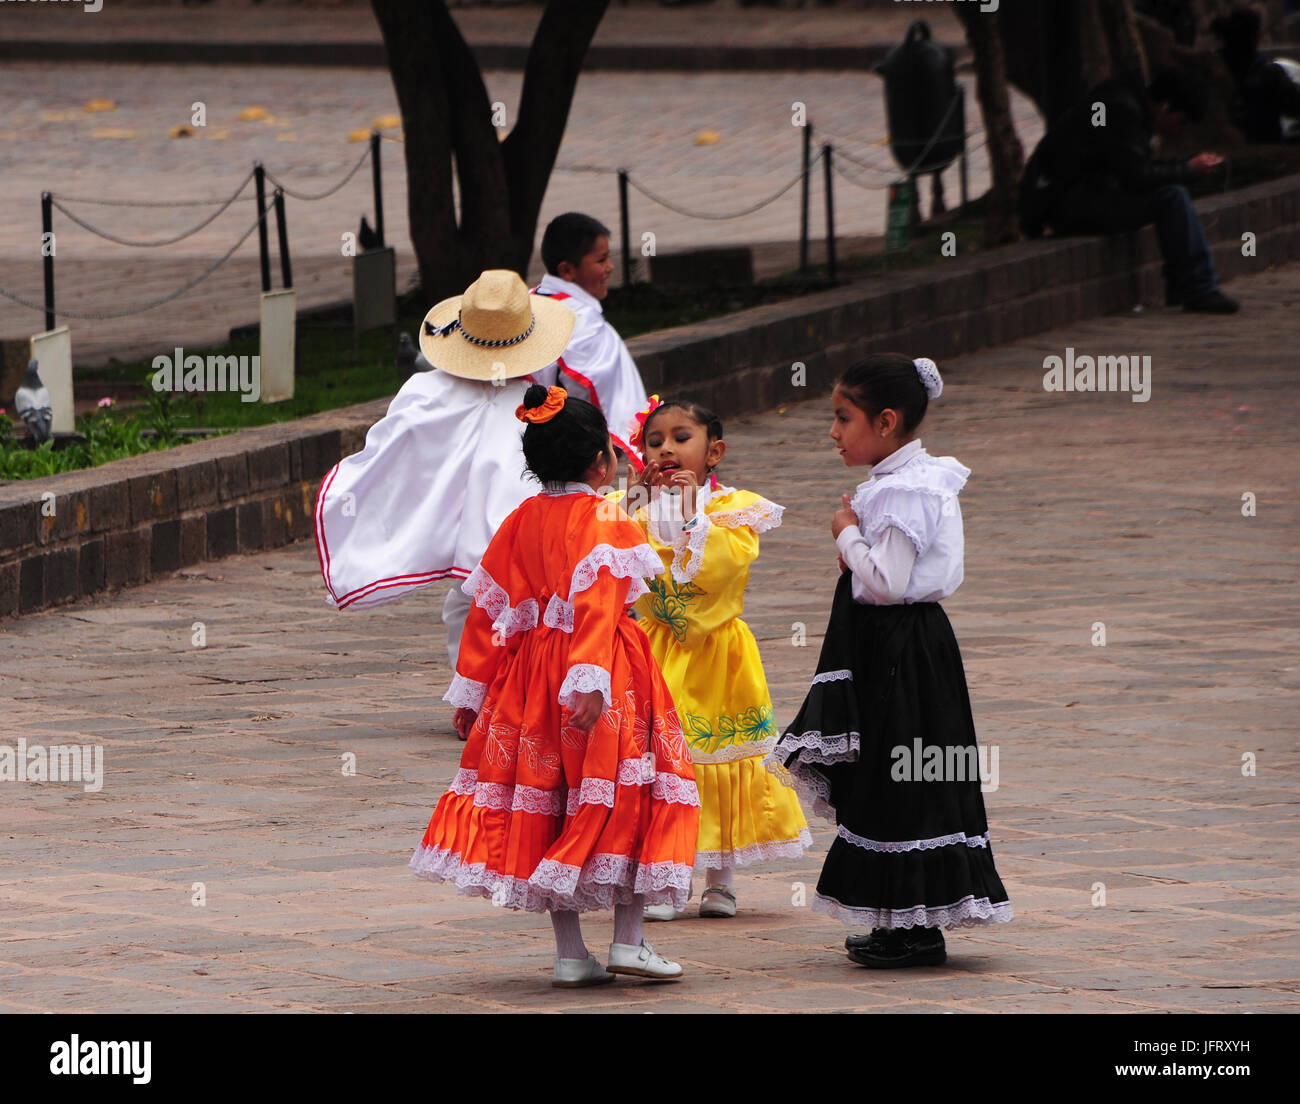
top-left (1212, 5), bottom-right (1300, 144)
top-left (1019, 69), bottom-right (1238, 314)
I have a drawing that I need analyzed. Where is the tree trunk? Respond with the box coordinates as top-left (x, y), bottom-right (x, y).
top-left (956, 6), bottom-right (1024, 245)
top-left (996, 0), bottom-right (1091, 124)
top-left (1097, 0), bottom-right (1150, 87)
top-left (371, 0), bottom-right (608, 302)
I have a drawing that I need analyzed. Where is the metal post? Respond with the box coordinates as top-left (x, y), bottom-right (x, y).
top-left (274, 189), bottom-right (292, 290)
top-left (254, 163), bottom-right (271, 293)
top-left (41, 192), bottom-right (55, 332)
top-left (370, 131), bottom-right (385, 249)
top-left (618, 169), bottom-right (631, 288)
top-left (822, 144), bottom-right (836, 283)
top-left (799, 122), bottom-right (812, 273)
top-left (958, 87), bottom-right (969, 209)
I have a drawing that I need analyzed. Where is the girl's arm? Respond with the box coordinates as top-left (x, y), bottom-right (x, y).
top-left (444, 589), bottom-right (503, 716)
top-left (560, 565), bottom-right (627, 715)
top-left (830, 490), bottom-right (921, 605)
top-left (835, 524), bottom-right (917, 604)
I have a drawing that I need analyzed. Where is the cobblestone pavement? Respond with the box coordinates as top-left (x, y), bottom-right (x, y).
top-left (0, 53), bottom-right (1041, 366)
top-left (1, 261), bottom-right (1297, 1014)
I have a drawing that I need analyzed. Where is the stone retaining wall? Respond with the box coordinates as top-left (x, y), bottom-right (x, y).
top-left (2, 174), bottom-right (1297, 620)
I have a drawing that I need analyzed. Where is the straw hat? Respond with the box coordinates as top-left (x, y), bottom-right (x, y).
top-left (418, 270), bottom-right (575, 381)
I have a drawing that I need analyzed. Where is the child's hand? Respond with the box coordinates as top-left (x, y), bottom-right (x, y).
top-left (666, 467), bottom-right (699, 517)
top-left (568, 689), bottom-right (605, 732)
top-left (633, 459), bottom-right (661, 491)
top-left (626, 459), bottom-right (660, 513)
top-left (831, 494), bottom-right (857, 539)
top-left (453, 707), bottom-right (477, 741)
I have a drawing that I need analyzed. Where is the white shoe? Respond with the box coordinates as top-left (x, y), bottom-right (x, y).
top-left (699, 885), bottom-right (737, 918)
top-left (643, 903), bottom-right (685, 922)
top-left (552, 954), bottom-right (616, 988)
top-left (607, 940), bottom-right (684, 981)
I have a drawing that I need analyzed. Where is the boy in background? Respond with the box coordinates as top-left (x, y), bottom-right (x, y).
top-left (534, 212), bottom-right (647, 464)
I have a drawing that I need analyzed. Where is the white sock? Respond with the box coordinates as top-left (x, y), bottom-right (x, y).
top-left (705, 865), bottom-right (734, 890)
top-left (550, 909), bottom-right (588, 960)
top-left (614, 894), bottom-right (645, 946)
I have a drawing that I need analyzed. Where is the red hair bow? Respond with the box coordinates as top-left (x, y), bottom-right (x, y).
top-left (627, 394), bottom-right (663, 454)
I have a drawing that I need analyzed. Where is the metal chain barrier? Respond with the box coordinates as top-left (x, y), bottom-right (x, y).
top-left (264, 144), bottom-right (372, 202)
top-left (0, 200), bottom-right (274, 320)
top-left (831, 154), bottom-right (892, 191)
top-left (624, 164), bottom-right (809, 221)
top-left (50, 169), bottom-right (255, 208)
top-left (49, 168), bottom-right (255, 248)
top-left (832, 144), bottom-right (909, 185)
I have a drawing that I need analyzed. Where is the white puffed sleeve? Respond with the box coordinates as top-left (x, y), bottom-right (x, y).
top-left (852, 485), bottom-right (946, 559)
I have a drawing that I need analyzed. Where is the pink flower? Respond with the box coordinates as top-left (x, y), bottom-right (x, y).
top-left (98, 397), bottom-right (114, 408)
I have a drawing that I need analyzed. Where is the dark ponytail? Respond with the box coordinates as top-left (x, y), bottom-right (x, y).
top-left (520, 384), bottom-right (611, 484)
top-left (836, 354), bottom-right (929, 434)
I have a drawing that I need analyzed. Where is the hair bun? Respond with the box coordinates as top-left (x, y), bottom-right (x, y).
top-left (913, 357), bottom-right (943, 399)
top-left (522, 382), bottom-right (550, 408)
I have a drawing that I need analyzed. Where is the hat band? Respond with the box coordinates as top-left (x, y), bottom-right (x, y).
top-left (425, 312), bottom-right (537, 349)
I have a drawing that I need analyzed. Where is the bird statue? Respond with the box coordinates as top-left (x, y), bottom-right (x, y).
top-left (14, 359), bottom-right (53, 445)
top-left (396, 332), bottom-right (432, 376)
top-left (358, 215), bottom-right (381, 252)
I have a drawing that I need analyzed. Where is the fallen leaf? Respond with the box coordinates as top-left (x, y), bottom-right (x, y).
top-left (372, 114), bottom-right (400, 130)
top-left (84, 98), bottom-right (116, 114)
top-left (238, 106), bottom-right (268, 122)
top-left (694, 130), bottom-right (720, 146)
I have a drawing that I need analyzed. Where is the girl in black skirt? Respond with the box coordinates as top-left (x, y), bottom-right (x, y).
top-left (767, 354), bottom-right (1012, 968)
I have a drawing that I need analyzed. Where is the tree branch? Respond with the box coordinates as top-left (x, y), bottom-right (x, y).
top-left (502, 0), bottom-right (610, 246)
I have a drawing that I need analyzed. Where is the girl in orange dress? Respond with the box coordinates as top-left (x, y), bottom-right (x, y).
top-left (411, 384), bottom-right (701, 987)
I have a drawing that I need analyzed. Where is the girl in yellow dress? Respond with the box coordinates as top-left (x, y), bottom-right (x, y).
top-left (617, 397), bottom-right (811, 920)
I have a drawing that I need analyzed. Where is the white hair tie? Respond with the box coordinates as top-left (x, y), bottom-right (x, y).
top-left (914, 357), bottom-right (943, 399)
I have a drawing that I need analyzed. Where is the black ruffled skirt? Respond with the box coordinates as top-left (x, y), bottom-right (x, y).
top-left (768, 572), bottom-right (1013, 930)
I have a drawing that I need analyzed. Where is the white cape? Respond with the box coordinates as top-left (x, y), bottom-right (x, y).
top-left (314, 280), bottom-right (647, 610)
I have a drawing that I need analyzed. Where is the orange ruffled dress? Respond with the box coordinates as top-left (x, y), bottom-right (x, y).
top-left (411, 482), bottom-right (701, 913)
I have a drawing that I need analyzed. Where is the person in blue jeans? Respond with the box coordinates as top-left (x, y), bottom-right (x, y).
top-left (1020, 69), bottom-right (1239, 315)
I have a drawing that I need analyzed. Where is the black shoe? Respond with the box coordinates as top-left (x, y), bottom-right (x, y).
top-left (1165, 285), bottom-right (1184, 307)
top-left (845, 928), bottom-right (893, 952)
top-left (1184, 289), bottom-right (1240, 314)
top-left (847, 927), bottom-right (946, 969)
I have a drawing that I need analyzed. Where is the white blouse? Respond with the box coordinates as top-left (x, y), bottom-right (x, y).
top-left (834, 439), bottom-right (970, 605)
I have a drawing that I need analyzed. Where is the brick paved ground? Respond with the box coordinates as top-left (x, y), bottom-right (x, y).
top-left (1, 261), bottom-right (1297, 1013)
top-left (0, 4), bottom-right (1040, 367)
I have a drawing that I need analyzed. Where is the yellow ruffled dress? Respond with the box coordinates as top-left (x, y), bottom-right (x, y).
top-left (615, 483), bottom-right (811, 872)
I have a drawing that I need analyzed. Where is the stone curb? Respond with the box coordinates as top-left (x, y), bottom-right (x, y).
top-left (0, 40), bottom-right (954, 73)
top-left (2, 173), bottom-right (1297, 620)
